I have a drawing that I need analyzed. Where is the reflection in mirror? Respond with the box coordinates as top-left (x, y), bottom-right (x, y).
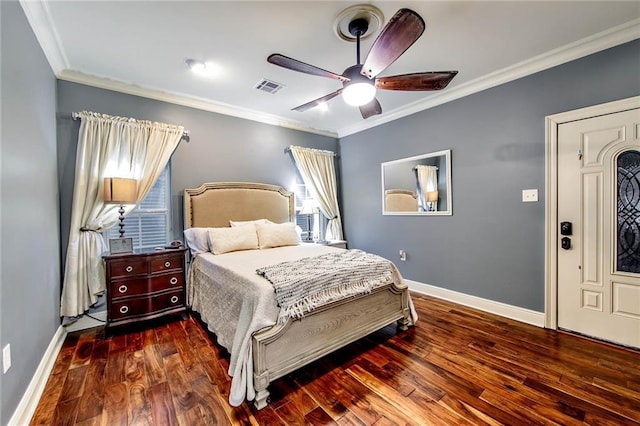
top-left (381, 149), bottom-right (452, 215)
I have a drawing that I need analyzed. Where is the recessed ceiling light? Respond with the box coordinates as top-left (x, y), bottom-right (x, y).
top-left (185, 59), bottom-right (220, 77)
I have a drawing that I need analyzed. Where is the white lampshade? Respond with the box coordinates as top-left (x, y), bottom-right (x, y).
top-left (104, 177), bottom-right (137, 204)
top-left (299, 199), bottom-right (318, 215)
top-left (342, 82), bottom-right (376, 106)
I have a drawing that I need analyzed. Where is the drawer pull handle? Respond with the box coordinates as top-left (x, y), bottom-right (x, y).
top-left (125, 266), bottom-right (133, 273)
top-left (170, 296), bottom-right (179, 304)
top-left (119, 306), bottom-right (129, 314)
top-left (164, 261), bottom-right (171, 268)
top-left (118, 285), bottom-right (128, 294)
top-left (170, 277), bottom-right (178, 285)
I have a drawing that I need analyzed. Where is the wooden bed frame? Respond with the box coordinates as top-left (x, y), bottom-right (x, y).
top-left (184, 182), bottom-right (411, 409)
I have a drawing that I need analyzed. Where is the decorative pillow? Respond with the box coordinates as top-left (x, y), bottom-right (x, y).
top-left (207, 225), bottom-right (259, 255)
top-left (255, 222), bottom-right (300, 249)
top-left (229, 218), bottom-right (272, 227)
top-left (183, 227), bottom-right (210, 256)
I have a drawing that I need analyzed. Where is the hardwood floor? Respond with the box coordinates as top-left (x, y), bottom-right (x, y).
top-left (31, 293), bottom-right (640, 425)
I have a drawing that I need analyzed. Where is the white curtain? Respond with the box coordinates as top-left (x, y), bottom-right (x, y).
top-left (416, 165), bottom-right (438, 211)
top-left (290, 146), bottom-right (343, 240)
top-left (60, 111), bottom-right (184, 317)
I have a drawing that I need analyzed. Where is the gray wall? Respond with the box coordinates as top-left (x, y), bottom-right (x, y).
top-left (56, 81), bottom-right (338, 296)
top-left (1, 1), bottom-right (61, 424)
top-left (340, 40), bottom-right (640, 312)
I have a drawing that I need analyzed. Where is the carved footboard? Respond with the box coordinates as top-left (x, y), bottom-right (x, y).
top-left (251, 281), bottom-right (410, 409)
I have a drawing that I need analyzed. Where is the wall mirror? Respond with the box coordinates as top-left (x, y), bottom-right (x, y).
top-left (381, 149), bottom-right (452, 215)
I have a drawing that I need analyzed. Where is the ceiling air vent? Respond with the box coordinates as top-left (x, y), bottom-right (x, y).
top-left (255, 78), bottom-right (285, 94)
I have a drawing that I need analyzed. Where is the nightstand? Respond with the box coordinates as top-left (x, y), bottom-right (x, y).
top-left (317, 240), bottom-right (347, 249)
top-left (327, 240), bottom-right (347, 249)
top-left (104, 247), bottom-right (187, 329)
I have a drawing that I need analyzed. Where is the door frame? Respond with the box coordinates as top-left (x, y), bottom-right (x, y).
top-left (544, 95), bottom-right (640, 329)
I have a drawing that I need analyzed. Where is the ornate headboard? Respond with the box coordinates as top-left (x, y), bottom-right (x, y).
top-left (183, 182), bottom-right (295, 228)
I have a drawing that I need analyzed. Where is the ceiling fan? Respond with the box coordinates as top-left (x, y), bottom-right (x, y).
top-left (267, 8), bottom-right (458, 119)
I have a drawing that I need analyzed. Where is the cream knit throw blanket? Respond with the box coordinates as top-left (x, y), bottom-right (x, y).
top-left (257, 249), bottom-right (393, 322)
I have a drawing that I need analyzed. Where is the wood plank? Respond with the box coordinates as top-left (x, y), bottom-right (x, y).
top-left (143, 344), bottom-right (167, 387)
top-left (304, 406), bottom-right (338, 425)
top-left (163, 353), bottom-right (197, 417)
top-left (50, 397), bottom-right (80, 426)
top-left (128, 382), bottom-right (153, 425)
top-left (69, 330), bottom-right (95, 369)
top-left (103, 347), bottom-right (126, 387)
top-left (102, 382), bottom-right (128, 425)
top-left (58, 365), bottom-right (89, 403)
top-left (29, 372), bottom-right (66, 425)
top-left (75, 340), bottom-right (108, 422)
top-left (124, 350), bottom-right (147, 384)
top-left (148, 381), bottom-right (178, 426)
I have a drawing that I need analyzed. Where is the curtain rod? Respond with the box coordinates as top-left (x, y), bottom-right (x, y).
top-left (413, 165), bottom-right (439, 170)
top-left (284, 146), bottom-right (337, 157)
top-left (71, 112), bottom-right (190, 141)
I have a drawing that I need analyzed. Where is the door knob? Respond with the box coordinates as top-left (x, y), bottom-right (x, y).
top-left (561, 237), bottom-right (571, 250)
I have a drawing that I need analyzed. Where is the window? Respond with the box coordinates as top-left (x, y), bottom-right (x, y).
top-left (293, 183), bottom-right (318, 241)
top-left (617, 150), bottom-right (640, 273)
top-left (107, 166), bottom-right (171, 251)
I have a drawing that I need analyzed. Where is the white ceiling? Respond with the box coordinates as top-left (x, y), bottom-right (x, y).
top-left (22, 1), bottom-right (640, 137)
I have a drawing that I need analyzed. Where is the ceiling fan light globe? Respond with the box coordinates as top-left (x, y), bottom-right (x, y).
top-left (342, 82), bottom-right (376, 106)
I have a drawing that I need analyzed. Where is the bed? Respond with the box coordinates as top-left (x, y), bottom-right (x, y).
top-left (183, 182), bottom-right (415, 409)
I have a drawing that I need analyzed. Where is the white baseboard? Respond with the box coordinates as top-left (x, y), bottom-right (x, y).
top-left (406, 280), bottom-right (545, 327)
top-left (8, 325), bottom-right (67, 426)
top-left (64, 310), bottom-right (107, 332)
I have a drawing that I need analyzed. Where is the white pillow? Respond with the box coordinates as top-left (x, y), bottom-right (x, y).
top-left (255, 222), bottom-right (300, 249)
top-left (207, 225), bottom-right (259, 255)
top-left (229, 218), bottom-right (272, 227)
top-left (183, 227), bottom-right (210, 256)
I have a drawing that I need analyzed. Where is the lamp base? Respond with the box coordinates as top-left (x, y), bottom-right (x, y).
top-left (305, 214), bottom-right (314, 241)
top-left (118, 204), bottom-right (126, 238)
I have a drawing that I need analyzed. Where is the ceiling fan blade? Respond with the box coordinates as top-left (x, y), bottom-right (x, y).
top-left (292, 89), bottom-right (343, 112)
top-left (361, 9), bottom-right (425, 79)
top-left (359, 97), bottom-right (382, 119)
top-left (268, 54), bottom-right (348, 82)
top-left (375, 71), bottom-right (458, 91)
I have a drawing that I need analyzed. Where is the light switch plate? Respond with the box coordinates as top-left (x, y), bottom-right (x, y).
top-left (522, 189), bottom-right (538, 202)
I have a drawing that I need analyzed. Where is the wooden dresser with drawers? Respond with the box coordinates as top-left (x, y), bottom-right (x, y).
top-left (104, 247), bottom-right (187, 329)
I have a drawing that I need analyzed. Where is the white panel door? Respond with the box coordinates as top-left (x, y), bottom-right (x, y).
top-left (558, 107), bottom-right (640, 348)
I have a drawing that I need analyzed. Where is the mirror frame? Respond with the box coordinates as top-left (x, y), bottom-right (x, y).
top-left (381, 149), bottom-right (452, 216)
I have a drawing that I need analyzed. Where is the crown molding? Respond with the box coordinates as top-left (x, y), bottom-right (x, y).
top-left (57, 70), bottom-right (338, 138)
top-left (336, 18), bottom-right (640, 138)
top-left (20, 0), bottom-right (68, 74)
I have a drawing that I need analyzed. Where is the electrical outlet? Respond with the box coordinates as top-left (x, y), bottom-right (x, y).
top-left (522, 189), bottom-right (538, 203)
top-left (399, 250), bottom-right (407, 262)
top-left (3, 344), bottom-right (11, 374)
